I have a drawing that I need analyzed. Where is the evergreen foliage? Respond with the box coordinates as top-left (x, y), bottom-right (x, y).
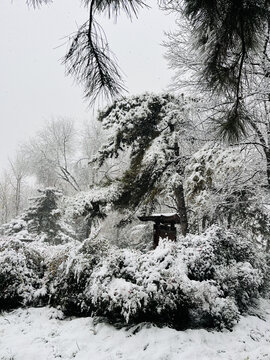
top-left (27, 0), bottom-right (147, 103)
top-left (49, 226), bottom-right (267, 330)
top-left (65, 185), bottom-right (119, 240)
top-left (185, 145), bottom-right (270, 240)
top-left (183, 0), bottom-right (269, 92)
top-left (49, 236), bottom-right (110, 315)
top-left (24, 188), bottom-right (62, 237)
top-left (27, 0), bottom-right (270, 120)
top-left (0, 239), bottom-right (44, 310)
top-left (4, 0), bottom-right (270, 335)
top-left (1, 188), bottom-right (76, 245)
top-left (164, 1), bottom-right (270, 142)
top-left (95, 93), bottom-right (196, 214)
top-left (185, 227), bottom-right (267, 312)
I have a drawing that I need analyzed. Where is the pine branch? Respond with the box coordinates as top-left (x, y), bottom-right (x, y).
top-left (83, 0), bottom-right (148, 18)
top-left (64, 19), bottom-right (126, 104)
top-left (63, 0), bottom-right (147, 104)
top-left (26, 0), bottom-right (52, 8)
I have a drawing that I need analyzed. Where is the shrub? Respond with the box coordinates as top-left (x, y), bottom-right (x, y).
top-left (1, 226), bottom-right (267, 331)
top-left (83, 241), bottom-right (241, 330)
top-left (49, 236), bottom-right (110, 315)
top-left (184, 226), bottom-right (266, 312)
top-left (50, 226), bottom-right (267, 330)
top-left (0, 238), bottom-right (44, 310)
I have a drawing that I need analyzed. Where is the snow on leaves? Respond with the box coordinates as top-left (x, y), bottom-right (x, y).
top-left (49, 226), bottom-right (267, 330)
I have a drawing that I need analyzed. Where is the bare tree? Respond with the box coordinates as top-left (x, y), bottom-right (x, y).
top-left (8, 152), bottom-right (29, 217)
top-left (0, 172), bottom-right (12, 224)
top-left (24, 118), bottom-right (81, 192)
top-left (76, 119), bottom-right (129, 188)
top-left (76, 120), bottom-right (104, 187)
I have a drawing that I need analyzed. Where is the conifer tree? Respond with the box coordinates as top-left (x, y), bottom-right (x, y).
top-left (1, 188), bottom-right (75, 245)
top-left (93, 92), bottom-right (199, 235)
top-left (166, 0), bottom-right (270, 141)
top-left (26, 0), bottom-right (270, 117)
top-left (24, 188), bottom-right (63, 241)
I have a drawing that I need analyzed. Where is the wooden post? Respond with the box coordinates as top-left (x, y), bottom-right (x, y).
top-left (153, 222), bottom-right (160, 249)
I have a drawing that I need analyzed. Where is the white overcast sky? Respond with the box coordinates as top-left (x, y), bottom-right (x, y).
top-left (0, 0), bottom-right (177, 170)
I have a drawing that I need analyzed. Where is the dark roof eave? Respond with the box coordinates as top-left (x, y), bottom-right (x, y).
top-left (138, 213), bottom-right (180, 224)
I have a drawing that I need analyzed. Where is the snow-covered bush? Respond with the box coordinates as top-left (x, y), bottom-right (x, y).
top-left (184, 227), bottom-right (267, 312)
top-left (84, 241), bottom-right (240, 330)
top-left (1, 225), bottom-right (266, 330)
top-left (49, 236), bottom-right (110, 314)
top-left (50, 226), bottom-right (266, 330)
top-left (0, 238), bottom-right (44, 309)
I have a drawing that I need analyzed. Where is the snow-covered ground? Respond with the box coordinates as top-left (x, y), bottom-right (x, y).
top-left (1, 300), bottom-right (270, 360)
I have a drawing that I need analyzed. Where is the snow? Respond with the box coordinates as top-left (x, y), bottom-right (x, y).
top-left (151, 213), bottom-right (178, 217)
top-left (1, 300), bottom-right (270, 360)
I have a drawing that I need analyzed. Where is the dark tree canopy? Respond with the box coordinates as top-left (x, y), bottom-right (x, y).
top-left (184, 0), bottom-right (269, 90)
top-left (182, 0), bottom-right (270, 140)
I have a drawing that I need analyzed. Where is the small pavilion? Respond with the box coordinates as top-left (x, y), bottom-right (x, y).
top-left (138, 213), bottom-right (180, 249)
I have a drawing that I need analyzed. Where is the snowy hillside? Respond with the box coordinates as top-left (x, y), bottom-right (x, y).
top-left (1, 300), bottom-right (270, 360)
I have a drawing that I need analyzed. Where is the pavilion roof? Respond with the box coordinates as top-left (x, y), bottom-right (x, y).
top-left (138, 213), bottom-right (180, 224)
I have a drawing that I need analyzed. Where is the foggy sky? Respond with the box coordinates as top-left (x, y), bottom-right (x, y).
top-left (0, 0), bottom-right (177, 171)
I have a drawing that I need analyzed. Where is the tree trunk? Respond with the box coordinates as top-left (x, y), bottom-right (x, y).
top-left (266, 238), bottom-right (270, 253)
top-left (265, 150), bottom-right (270, 187)
top-left (174, 183), bottom-right (189, 236)
top-left (227, 212), bottom-right (232, 229)
top-left (15, 177), bottom-right (22, 217)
